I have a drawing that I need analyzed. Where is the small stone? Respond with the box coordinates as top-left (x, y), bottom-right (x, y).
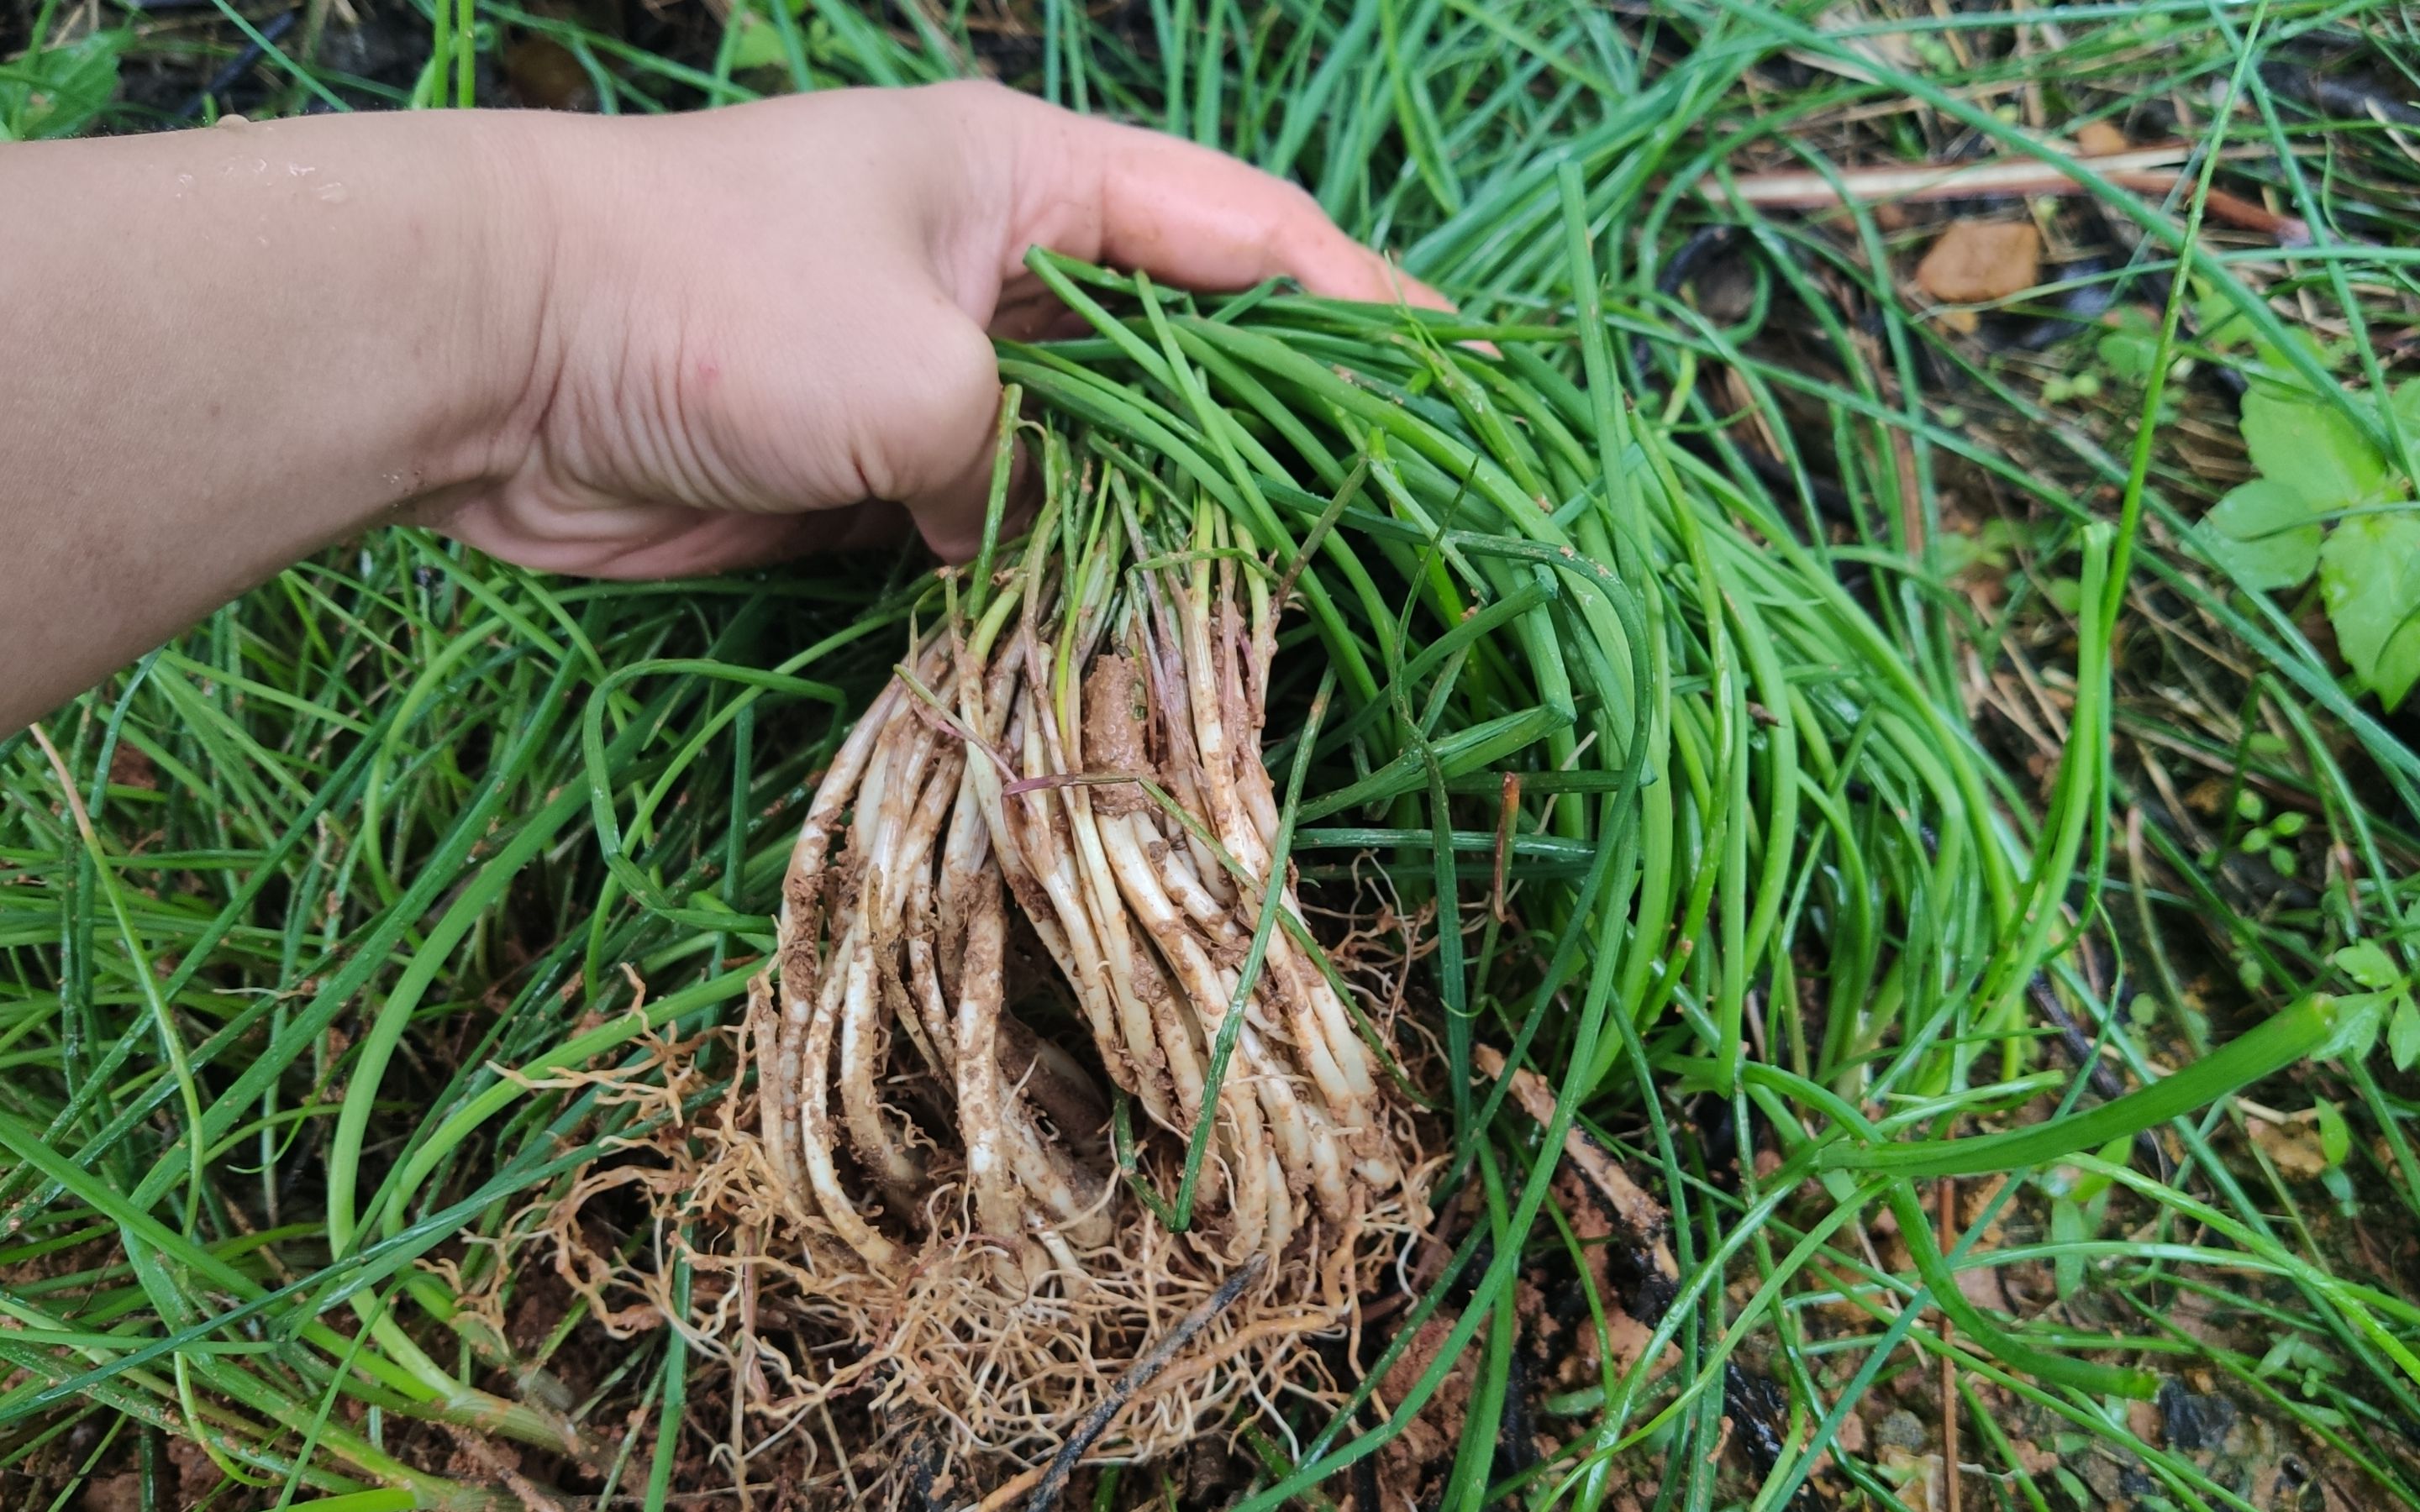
top-left (2247, 1116), bottom-right (2328, 1180)
top-left (1878, 1407), bottom-right (1928, 1452)
top-left (2127, 1396), bottom-right (2163, 1447)
top-left (1915, 220), bottom-right (2043, 304)
top-left (1835, 1410), bottom-right (1868, 1454)
top-left (2079, 1448), bottom-right (2128, 1501)
top-left (2159, 1378), bottom-right (2238, 1452)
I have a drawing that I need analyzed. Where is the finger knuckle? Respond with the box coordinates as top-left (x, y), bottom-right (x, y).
top-left (860, 319), bottom-right (1000, 500)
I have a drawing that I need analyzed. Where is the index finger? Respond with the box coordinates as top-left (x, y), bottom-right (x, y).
top-left (987, 90), bottom-right (1454, 311)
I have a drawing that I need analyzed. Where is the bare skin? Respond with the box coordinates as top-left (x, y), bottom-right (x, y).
top-left (0, 81), bottom-right (1442, 734)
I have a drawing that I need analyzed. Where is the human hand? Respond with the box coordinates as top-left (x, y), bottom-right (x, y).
top-left (441, 82), bottom-right (1445, 575)
top-left (0, 87), bottom-right (1435, 732)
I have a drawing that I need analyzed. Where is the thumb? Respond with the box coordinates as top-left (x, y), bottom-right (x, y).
top-left (859, 304), bottom-right (1010, 564)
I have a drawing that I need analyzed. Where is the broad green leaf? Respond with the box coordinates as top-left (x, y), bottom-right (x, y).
top-left (2390, 995), bottom-right (2420, 1073)
top-left (285, 1494), bottom-right (419, 1512)
top-left (2313, 1099), bottom-right (2351, 1168)
top-left (2333, 939), bottom-right (2402, 991)
top-left (1822, 995), bottom-right (2348, 1179)
top-left (2258, 1332), bottom-right (2338, 1378)
top-left (2255, 328), bottom-right (2337, 379)
top-left (0, 31), bottom-right (126, 141)
top-left (2054, 1469), bottom-right (2096, 1510)
top-left (2244, 381), bottom-right (2389, 510)
top-left (2195, 283), bottom-right (2243, 348)
top-left (2198, 477), bottom-right (2321, 591)
top-left (2318, 515), bottom-right (2420, 708)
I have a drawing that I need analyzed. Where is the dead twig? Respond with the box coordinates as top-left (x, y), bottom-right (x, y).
top-left (1711, 144), bottom-right (2308, 242)
top-left (1475, 1043), bottom-right (1675, 1282)
top-left (1715, 144), bottom-right (2189, 205)
top-left (1019, 1254), bottom-right (1270, 1512)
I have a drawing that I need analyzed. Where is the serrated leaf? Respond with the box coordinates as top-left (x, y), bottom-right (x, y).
top-left (2313, 1099), bottom-right (2351, 1168)
top-left (2199, 477), bottom-right (2321, 590)
top-left (2244, 382), bottom-right (2390, 510)
top-left (2318, 515), bottom-right (2420, 709)
top-left (2390, 995), bottom-right (2420, 1073)
top-left (2333, 939), bottom-right (2401, 990)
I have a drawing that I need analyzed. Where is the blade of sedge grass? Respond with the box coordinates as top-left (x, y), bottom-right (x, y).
top-left (642, 1247), bottom-right (692, 1512)
top-left (1818, 992), bottom-right (2355, 1180)
top-left (1436, 1145), bottom-right (1514, 1512)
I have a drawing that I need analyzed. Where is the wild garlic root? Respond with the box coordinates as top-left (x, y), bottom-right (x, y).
top-left (708, 480), bottom-right (1432, 1484)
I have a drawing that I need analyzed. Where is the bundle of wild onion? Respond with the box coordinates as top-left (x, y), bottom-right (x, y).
top-left (625, 184), bottom-right (2360, 1496)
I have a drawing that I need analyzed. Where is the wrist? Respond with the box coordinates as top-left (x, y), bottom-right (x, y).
top-left (390, 110), bottom-right (571, 519)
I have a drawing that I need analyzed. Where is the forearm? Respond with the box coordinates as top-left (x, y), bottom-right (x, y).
top-left (0, 112), bottom-right (547, 732)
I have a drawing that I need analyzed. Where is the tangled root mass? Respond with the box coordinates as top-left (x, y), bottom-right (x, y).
top-left (638, 496), bottom-right (1434, 1494)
